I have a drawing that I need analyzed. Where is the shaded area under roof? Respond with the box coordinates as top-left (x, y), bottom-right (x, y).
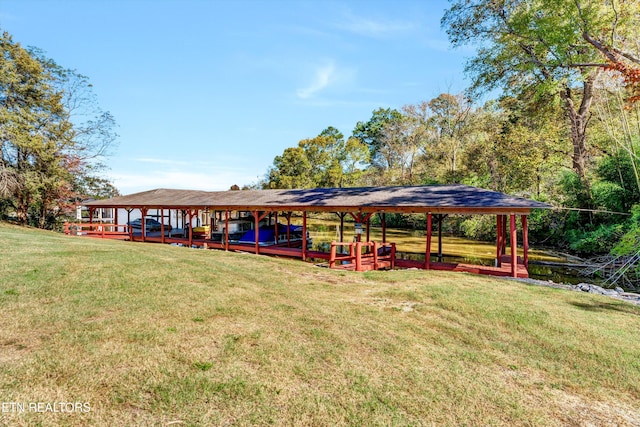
top-left (84, 185), bottom-right (550, 215)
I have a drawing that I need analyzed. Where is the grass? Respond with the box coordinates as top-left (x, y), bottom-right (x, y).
top-left (1, 222), bottom-right (639, 426)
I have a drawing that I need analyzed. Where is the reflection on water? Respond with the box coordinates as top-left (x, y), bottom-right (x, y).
top-left (307, 221), bottom-right (589, 284)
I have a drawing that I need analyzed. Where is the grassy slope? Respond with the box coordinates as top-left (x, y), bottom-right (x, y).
top-left (0, 222), bottom-right (639, 426)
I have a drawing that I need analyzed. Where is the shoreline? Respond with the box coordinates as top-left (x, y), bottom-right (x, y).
top-left (510, 277), bottom-right (640, 306)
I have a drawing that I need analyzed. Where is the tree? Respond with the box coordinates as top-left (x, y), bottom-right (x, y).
top-left (353, 108), bottom-right (404, 169)
top-left (341, 136), bottom-right (369, 187)
top-left (267, 127), bottom-right (348, 189)
top-left (267, 146), bottom-right (313, 189)
top-left (299, 126), bottom-right (346, 187)
top-left (374, 103), bottom-right (432, 184)
top-left (0, 30), bottom-right (117, 227)
top-left (574, 0), bottom-right (640, 104)
top-left (442, 0), bottom-right (638, 202)
top-left (427, 94), bottom-right (473, 181)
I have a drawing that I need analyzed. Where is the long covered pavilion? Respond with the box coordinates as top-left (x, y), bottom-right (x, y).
top-left (73, 184), bottom-right (549, 278)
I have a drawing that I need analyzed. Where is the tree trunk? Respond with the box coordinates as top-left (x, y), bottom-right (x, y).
top-left (559, 71), bottom-right (599, 206)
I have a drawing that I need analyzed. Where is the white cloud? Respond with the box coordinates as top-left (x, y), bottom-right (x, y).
top-left (296, 62), bottom-right (336, 99)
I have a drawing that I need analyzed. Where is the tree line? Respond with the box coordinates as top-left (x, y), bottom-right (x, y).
top-left (0, 31), bottom-right (118, 228)
top-left (263, 0), bottom-right (640, 256)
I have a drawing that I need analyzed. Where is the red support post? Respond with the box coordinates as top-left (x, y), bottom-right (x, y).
top-left (355, 242), bottom-right (362, 271)
top-left (496, 214), bottom-right (503, 267)
top-left (330, 241), bottom-right (337, 269)
top-left (502, 215), bottom-right (508, 254)
top-left (302, 211), bottom-right (307, 261)
top-left (225, 210), bottom-right (230, 251)
top-left (510, 214), bottom-right (517, 277)
top-left (425, 213), bottom-right (432, 270)
top-left (381, 213), bottom-right (386, 243)
top-left (161, 208), bottom-right (165, 244)
top-left (373, 241), bottom-right (378, 270)
top-left (522, 215), bottom-right (529, 269)
top-left (141, 208), bottom-right (147, 242)
top-left (390, 243), bottom-right (396, 269)
top-left (286, 212), bottom-right (291, 247)
top-left (188, 210), bottom-right (194, 247)
top-left (254, 210), bottom-right (260, 255)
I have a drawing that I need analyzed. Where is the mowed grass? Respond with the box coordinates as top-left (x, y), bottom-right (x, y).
top-left (1, 222), bottom-right (639, 426)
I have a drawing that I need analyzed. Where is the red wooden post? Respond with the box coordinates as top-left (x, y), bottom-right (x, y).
top-left (437, 215), bottom-right (443, 262)
top-left (510, 214), bottom-right (517, 277)
top-left (127, 209), bottom-right (132, 240)
top-left (522, 215), bottom-right (529, 269)
top-left (286, 212), bottom-right (291, 247)
top-left (425, 213), bottom-right (432, 270)
top-left (502, 215), bottom-right (508, 254)
top-left (349, 241), bottom-right (355, 265)
top-left (330, 241), bottom-right (337, 269)
top-left (188, 210), bottom-right (194, 247)
top-left (496, 214), bottom-right (503, 267)
top-left (141, 208), bottom-right (147, 242)
top-left (373, 241), bottom-right (378, 270)
top-left (391, 243), bottom-right (396, 269)
top-left (161, 208), bottom-right (165, 244)
top-left (302, 211), bottom-right (307, 261)
top-left (355, 242), bottom-right (362, 271)
top-left (381, 213), bottom-right (386, 243)
top-left (114, 208), bottom-right (119, 233)
top-left (254, 210), bottom-right (260, 255)
top-left (225, 210), bottom-right (229, 251)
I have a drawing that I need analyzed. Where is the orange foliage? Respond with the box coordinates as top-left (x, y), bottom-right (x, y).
top-left (604, 60), bottom-right (640, 104)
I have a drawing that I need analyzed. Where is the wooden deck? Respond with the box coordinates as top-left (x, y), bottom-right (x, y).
top-left (64, 222), bottom-right (528, 278)
top-left (395, 257), bottom-right (529, 278)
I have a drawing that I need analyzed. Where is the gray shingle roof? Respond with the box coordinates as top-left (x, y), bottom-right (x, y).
top-left (85, 185), bottom-right (549, 214)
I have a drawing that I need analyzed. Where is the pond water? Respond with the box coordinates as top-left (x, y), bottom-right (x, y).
top-left (301, 219), bottom-right (589, 284)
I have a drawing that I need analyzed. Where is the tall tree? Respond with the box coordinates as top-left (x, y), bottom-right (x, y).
top-left (267, 146), bottom-right (313, 189)
top-left (353, 107), bottom-right (404, 169)
top-left (427, 93), bottom-right (473, 181)
top-left (0, 30), bottom-right (117, 227)
top-left (442, 0), bottom-right (638, 201)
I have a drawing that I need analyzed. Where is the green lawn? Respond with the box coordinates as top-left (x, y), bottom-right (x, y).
top-left (1, 222), bottom-right (639, 426)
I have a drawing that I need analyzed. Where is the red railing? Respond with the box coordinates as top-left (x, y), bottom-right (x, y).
top-left (63, 222), bottom-right (130, 239)
top-left (329, 241), bottom-right (396, 271)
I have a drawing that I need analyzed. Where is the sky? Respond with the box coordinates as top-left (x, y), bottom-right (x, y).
top-left (0, 0), bottom-right (471, 194)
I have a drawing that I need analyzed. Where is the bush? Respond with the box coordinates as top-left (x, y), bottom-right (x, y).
top-left (612, 205), bottom-right (640, 256)
top-left (567, 223), bottom-right (625, 255)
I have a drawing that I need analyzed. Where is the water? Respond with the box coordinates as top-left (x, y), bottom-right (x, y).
top-left (306, 222), bottom-right (589, 284)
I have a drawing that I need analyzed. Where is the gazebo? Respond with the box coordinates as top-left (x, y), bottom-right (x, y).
top-left (71, 184), bottom-right (550, 278)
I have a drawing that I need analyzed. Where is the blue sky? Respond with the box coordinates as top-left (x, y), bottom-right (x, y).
top-left (1, 0), bottom-right (470, 194)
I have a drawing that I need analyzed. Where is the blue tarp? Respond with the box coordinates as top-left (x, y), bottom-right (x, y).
top-left (238, 224), bottom-right (301, 244)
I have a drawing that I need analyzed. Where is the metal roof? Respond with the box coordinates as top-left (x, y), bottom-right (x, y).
top-left (84, 185), bottom-right (550, 214)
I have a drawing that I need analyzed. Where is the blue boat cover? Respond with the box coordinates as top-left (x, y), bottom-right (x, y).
top-left (238, 224), bottom-right (301, 244)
